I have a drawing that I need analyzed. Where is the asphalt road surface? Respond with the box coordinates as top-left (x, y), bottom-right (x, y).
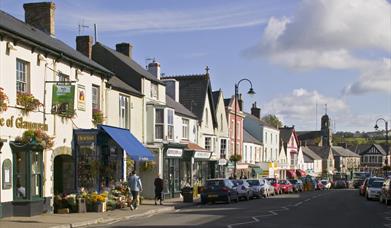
top-left (93, 189), bottom-right (389, 228)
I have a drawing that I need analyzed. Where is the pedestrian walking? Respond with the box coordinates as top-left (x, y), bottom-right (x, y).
top-left (128, 170), bottom-right (143, 210)
top-left (154, 174), bottom-right (164, 205)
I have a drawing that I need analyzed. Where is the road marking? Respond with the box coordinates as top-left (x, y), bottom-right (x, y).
top-left (252, 217), bottom-right (260, 222)
top-left (304, 198), bottom-right (311, 202)
top-left (227, 217), bottom-right (259, 228)
top-left (175, 209), bottom-right (181, 212)
top-left (294, 201), bottom-right (303, 207)
top-left (384, 224), bottom-right (391, 228)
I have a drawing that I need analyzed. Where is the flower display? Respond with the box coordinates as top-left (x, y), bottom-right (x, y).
top-left (92, 109), bottom-right (104, 125)
top-left (16, 92), bottom-right (42, 114)
top-left (0, 87), bottom-right (8, 112)
top-left (15, 129), bottom-right (54, 149)
top-left (229, 154), bottom-right (242, 162)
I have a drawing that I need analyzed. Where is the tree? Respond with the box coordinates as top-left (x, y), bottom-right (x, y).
top-left (262, 114), bottom-right (283, 128)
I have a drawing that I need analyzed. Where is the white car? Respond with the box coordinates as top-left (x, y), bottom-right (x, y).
top-left (321, 179), bottom-right (332, 190)
top-left (246, 179), bottom-right (264, 198)
top-left (232, 179), bottom-right (254, 201)
top-left (260, 178), bottom-right (275, 197)
top-left (366, 180), bottom-right (384, 200)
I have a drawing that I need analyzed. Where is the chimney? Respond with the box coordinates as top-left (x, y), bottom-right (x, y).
top-left (116, 43), bottom-right (132, 58)
top-left (76, 36), bottom-right (93, 59)
top-left (162, 79), bottom-right (179, 102)
top-left (238, 94), bottom-right (243, 111)
top-left (251, 102), bottom-right (261, 119)
top-left (24, 2), bottom-right (56, 36)
top-left (148, 60), bottom-right (161, 80)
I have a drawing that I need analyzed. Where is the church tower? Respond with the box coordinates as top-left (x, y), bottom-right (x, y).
top-left (320, 112), bottom-right (332, 147)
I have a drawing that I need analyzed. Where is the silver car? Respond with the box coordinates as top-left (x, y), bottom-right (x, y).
top-left (260, 178), bottom-right (275, 197)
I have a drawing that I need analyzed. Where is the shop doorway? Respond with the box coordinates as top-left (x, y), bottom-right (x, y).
top-left (54, 155), bottom-right (74, 194)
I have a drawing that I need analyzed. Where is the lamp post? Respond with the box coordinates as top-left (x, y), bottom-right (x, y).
top-left (374, 118), bottom-right (389, 167)
top-left (233, 79), bottom-right (255, 178)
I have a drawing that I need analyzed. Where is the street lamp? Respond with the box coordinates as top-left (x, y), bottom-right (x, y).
top-left (233, 78), bottom-right (255, 178)
top-left (374, 118), bottom-right (389, 167)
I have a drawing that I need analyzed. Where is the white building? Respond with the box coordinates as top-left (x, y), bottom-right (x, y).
top-left (0, 2), bottom-right (112, 217)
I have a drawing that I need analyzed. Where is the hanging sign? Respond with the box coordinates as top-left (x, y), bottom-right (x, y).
top-left (194, 151), bottom-right (211, 159)
top-left (218, 159), bottom-right (227, 166)
top-left (77, 85), bottom-right (86, 111)
top-left (51, 84), bottom-right (75, 116)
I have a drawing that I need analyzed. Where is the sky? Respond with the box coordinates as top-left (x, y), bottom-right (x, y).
top-left (0, 0), bottom-right (390, 132)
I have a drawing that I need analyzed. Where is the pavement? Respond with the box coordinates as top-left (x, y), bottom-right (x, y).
top-left (91, 189), bottom-right (389, 228)
top-left (0, 198), bottom-right (200, 228)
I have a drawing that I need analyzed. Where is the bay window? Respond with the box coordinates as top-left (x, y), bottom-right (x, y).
top-left (167, 109), bottom-right (174, 140)
top-left (155, 109), bottom-right (164, 139)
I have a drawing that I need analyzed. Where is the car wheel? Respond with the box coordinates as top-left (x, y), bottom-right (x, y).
top-left (379, 195), bottom-right (383, 203)
top-left (227, 195), bottom-right (231, 204)
top-left (246, 193), bottom-right (250, 201)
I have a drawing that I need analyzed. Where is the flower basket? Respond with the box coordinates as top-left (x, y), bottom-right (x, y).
top-left (15, 129), bottom-right (54, 150)
top-left (229, 154), bottom-right (242, 162)
top-left (0, 88), bottom-right (8, 112)
top-left (92, 109), bottom-right (104, 125)
top-left (141, 161), bottom-right (156, 172)
top-left (16, 92), bottom-right (42, 114)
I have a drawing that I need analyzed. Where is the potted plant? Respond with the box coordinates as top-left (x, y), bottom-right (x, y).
top-left (0, 87), bottom-right (8, 112)
top-left (92, 109), bottom-right (104, 125)
top-left (141, 161), bottom-right (156, 171)
top-left (15, 129), bottom-right (54, 150)
top-left (16, 92), bottom-right (42, 114)
top-left (229, 154), bottom-right (242, 162)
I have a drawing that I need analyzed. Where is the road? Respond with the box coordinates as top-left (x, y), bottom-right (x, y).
top-left (93, 189), bottom-right (389, 228)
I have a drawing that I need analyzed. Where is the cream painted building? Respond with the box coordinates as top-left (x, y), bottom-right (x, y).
top-left (0, 2), bottom-right (112, 217)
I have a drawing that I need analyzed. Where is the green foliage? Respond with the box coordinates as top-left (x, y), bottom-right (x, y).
top-left (262, 114), bottom-right (283, 128)
top-left (229, 154), bottom-right (242, 162)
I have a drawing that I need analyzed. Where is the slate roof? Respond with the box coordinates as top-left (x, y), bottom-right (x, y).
top-left (348, 144), bottom-right (387, 156)
top-left (307, 146), bottom-right (331, 159)
top-left (331, 146), bottom-right (360, 157)
top-left (107, 76), bottom-right (143, 98)
top-left (303, 154), bottom-right (314, 163)
top-left (243, 129), bottom-right (262, 145)
top-left (224, 98), bottom-right (231, 107)
top-left (0, 10), bottom-right (112, 76)
top-left (212, 90), bottom-right (221, 111)
top-left (301, 146), bottom-right (322, 160)
top-left (165, 95), bottom-right (197, 119)
top-left (244, 112), bottom-right (278, 130)
top-left (161, 74), bottom-right (217, 127)
top-left (297, 131), bottom-right (322, 141)
top-left (280, 127), bottom-right (294, 143)
top-left (92, 42), bottom-right (164, 91)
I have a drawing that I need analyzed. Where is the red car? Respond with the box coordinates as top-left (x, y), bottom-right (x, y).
top-left (266, 178), bottom-right (282, 194)
top-left (278, 179), bottom-right (294, 193)
top-left (316, 180), bottom-right (325, 190)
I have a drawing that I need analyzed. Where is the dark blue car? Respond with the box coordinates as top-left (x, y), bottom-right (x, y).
top-left (204, 179), bottom-right (239, 204)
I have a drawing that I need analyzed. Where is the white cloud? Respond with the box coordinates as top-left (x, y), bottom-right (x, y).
top-left (246, 0), bottom-right (391, 94)
top-left (57, 3), bottom-right (268, 34)
top-left (344, 59), bottom-right (391, 95)
top-left (263, 89), bottom-right (348, 130)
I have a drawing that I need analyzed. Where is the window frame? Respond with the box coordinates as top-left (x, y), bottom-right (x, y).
top-left (119, 94), bottom-right (130, 128)
top-left (182, 118), bottom-right (189, 140)
top-left (167, 109), bottom-right (174, 140)
top-left (155, 108), bottom-right (164, 140)
top-left (205, 137), bottom-right (212, 151)
top-left (16, 58), bottom-right (30, 94)
top-left (92, 85), bottom-right (100, 111)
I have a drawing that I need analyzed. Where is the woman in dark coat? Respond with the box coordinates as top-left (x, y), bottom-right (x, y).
top-left (154, 174), bottom-right (164, 205)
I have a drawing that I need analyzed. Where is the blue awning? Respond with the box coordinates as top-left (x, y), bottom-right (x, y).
top-left (100, 125), bottom-right (154, 161)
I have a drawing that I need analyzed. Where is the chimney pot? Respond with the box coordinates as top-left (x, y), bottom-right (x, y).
top-left (148, 60), bottom-right (161, 80)
top-left (76, 36), bottom-right (93, 59)
top-left (116, 43), bottom-right (132, 58)
top-left (24, 2), bottom-right (56, 36)
top-left (251, 102), bottom-right (261, 119)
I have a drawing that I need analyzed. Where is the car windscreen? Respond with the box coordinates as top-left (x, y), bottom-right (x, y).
top-left (247, 180), bottom-right (260, 186)
top-left (278, 180), bottom-right (286, 184)
top-left (369, 181), bottom-right (384, 188)
top-left (289, 180), bottom-right (297, 184)
top-left (206, 180), bottom-right (224, 187)
top-left (368, 178), bottom-right (384, 186)
top-left (267, 179), bottom-right (276, 184)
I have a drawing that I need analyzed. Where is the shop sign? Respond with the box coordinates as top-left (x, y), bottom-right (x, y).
top-left (166, 148), bottom-right (183, 158)
top-left (77, 134), bottom-right (96, 144)
top-left (0, 116), bottom-right (48, 131)
top-left (77, 85), bottom-right (86, 111)
top-left (227, 161), bottom-right (235, 169)
top-left (51, 84), bottom-right (75, 116)
top-left (218, 159), bottom-right (227, 166)
top-left (194, 151), bottom-right (211, 159)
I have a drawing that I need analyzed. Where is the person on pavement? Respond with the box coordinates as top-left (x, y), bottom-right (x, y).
top-left (128, 170), bottom-right (143, 210)
top-left (154, 174), bottom-right (164, 205)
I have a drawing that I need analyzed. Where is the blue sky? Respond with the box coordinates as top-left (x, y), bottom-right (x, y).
top-left (1, 0), bottom-right (390, 132)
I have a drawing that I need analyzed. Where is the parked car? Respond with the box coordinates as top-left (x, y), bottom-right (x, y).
top-left (247, 179), bottom-right (274, 198)
top-left (353, 172), bottom-right (370, 188)
top-left (266, 178), bottom-right (282, 194)
top-left (204, 179), bottom-right (239, 204)
top-left (289, 179), bottom-right (304, 192)
top-left (316, 180), bottom-right (325, 190)
top-left (366, 180), bottom-right (384, 200)
top-left (278, 179), bottom-right (294, 193)
top-left (380, 178), bottom-right (391, 205)
top-left (333, 179), bottom-right (348, 189)
top-left (232, 179), bottom-right (253, 201)
top-left (320, 179), bottom-right (332, 189)
top-left (360, 177), bottom-right (384, 196)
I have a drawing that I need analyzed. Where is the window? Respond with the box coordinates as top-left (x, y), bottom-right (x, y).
top-left (167, 109), bottom-right (174, 140)
top-left (15, 151), bottom-right (27, 200)
top-left (205, 137), bottom-right (211, 151)
top-left (31, 151), bottom-right (42, 197)
top-left (265, 133), bottom-right (268, 144)
top-left (182, 119), bottom-right (189, 139)
top-left (250, 147), bottom-right (253, 163)
top-left (92, 85), bottom-right (100, 110)
top-left (16, 59), bottom-right (29, 93)
top-left (237, 121), bottom-right (240, 139)
top-left (58, 72), bottom-right (70, 82)
top-left (220, 139), bottom-right (227, 158)
top-left (205, 108), bottom-right (209, 127)
top-left (244, 146), bottom-right (247, 163)
top-left (151, 83), bottom-right (158, 99)
top-left (155, 109), bottom-right (164, 139)
top-left (119, 95), bottom-right (129, 128)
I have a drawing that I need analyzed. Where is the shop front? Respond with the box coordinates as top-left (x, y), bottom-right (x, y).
top-left (162, 144), bottom-right (192, 199)
top-left (74, 125), bottom-right (154, 192)
top-left (192, 150), bottom-right (212, 185)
